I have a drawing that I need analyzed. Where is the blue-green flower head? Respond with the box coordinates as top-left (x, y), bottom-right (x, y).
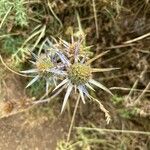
top-left (52, 37), bottom-right (118, 113)
top-left (21, 45), bottom-right (68, 95)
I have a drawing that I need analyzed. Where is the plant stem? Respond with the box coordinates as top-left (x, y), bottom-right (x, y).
top-left (0, 6), bottom-right (12, 29)
top-left (0, 55), bottom-right (33, 78)
top-left (67, 95), bottom-right (80, 142)
top-left (76, 127), bottom-right (150, 135)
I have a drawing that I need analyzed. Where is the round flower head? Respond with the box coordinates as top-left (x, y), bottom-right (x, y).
top-left (36, 54), bottom-right (54, 74)
top-left (53, 39), bottom-right (118, 113)
top-left (21, 41), bottom-right (68, 94)
top-left (68, 63), bottom-right (91, 85)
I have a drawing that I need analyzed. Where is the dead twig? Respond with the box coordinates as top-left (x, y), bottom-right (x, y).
top-left (92, 0), bottom-right (99, 38)
top-left (0, 55), bottom-right (33, 78)
top-left (133, 82), bottom-right (150, 106)
top-left (76, 127), bottom-right (150, 135)
top-left (123, 32), bottom-right (150, 44)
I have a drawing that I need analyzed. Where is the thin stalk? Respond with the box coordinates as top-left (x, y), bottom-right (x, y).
top-left (0, 55), bottom-right (33, 78)
top-left (0, 6), bottom-right (12, 29)
top-left (76, 127), bottom-right (150, 135)
top-left (67, 95), bottom-right (80, 142)
top-left (110, 87), bottom-right (150, 93)
top-left (124, 32), bottom-right (150, 44)
top-left (48, 0), bottom-right (63, 28)
top-left (133, 82), bottom-right (150, 106)
top-left (92, 0), bottom-right (99, 38)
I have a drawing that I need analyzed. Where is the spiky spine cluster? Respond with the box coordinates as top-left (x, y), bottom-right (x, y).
top-left (68, 63), bottom-right (91, 85)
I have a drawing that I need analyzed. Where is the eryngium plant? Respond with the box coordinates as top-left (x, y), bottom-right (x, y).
top-left (22, 36), bottom-right (117, 123)
top-left (21, 49), bottom-right (68, 95)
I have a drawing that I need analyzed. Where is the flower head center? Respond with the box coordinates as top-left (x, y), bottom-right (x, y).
top-left (36, 56), bottom-right (54, 73)
top-left (68, 63), bottom-right (91, 85)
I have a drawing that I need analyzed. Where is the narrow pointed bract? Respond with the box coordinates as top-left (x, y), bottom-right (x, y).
top-left (26, 75), bottom-right (40, 88)
top-left (20, 69), bottom-right (38, 74)
top-left (85, 83), bottom-right (95, 91)
top-left (89, 79), bottom-right (113, 95)
top-left (53, 78), bottom-right (68, 91)
top-left (78, 85), bottom-right (85, 104)
top-left (79, 85), bottom-right (90, 98)
top-left (61, 84), bottom-right (73, 113)
top-left (56, 51), bottom-right (70, 66)
top-left (46, 79), bottom-right (50, 95)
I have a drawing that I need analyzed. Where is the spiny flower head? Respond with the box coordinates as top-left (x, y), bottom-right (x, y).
top-left (52, 37), bottom-right (118, 120)
top-left (36, 56), bottom-right (54, 72)
top-left (68, 63), bottom-right (91, 85)
top-left (21, 47), bottom-right (68, 94)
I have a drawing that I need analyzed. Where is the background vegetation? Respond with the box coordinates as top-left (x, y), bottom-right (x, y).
top-left (0, 0), bottom-right (149, 149)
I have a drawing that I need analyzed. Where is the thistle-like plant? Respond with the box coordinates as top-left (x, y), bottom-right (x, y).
top-left (53, 43), bottom-right (116, 114)
top-left (43, 37), bottom-right (117, 124)
top-left (21, 48), bottom-right (68, 94)
top-left (22, 37), bottom-right (117, 123)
